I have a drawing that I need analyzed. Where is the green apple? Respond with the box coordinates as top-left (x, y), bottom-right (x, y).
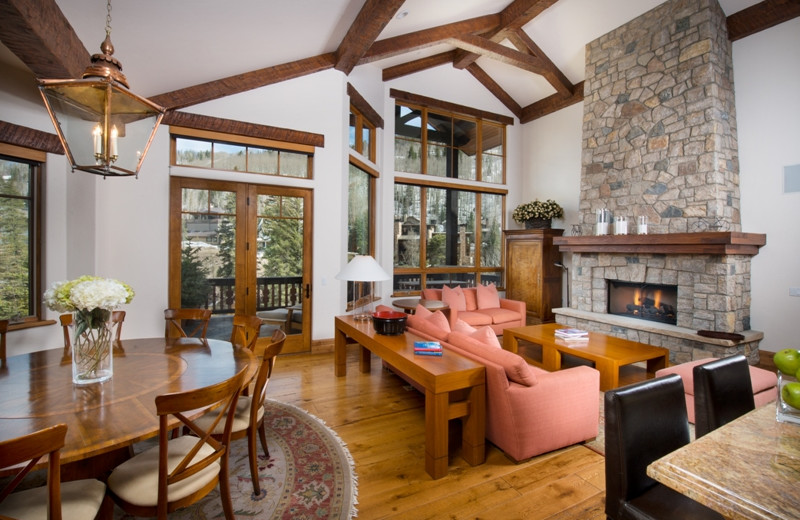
top-left (782, 382), bottom-right (800, 410)
top-left (773, 349), bottom-right (800, 376)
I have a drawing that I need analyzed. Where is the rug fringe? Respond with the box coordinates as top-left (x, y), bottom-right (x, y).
top-left (266, 399), bottom-right (359, 518)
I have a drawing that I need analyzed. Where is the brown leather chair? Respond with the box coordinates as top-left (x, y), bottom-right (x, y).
top-left (229, 314), bottom-right (263, 351)
top-left (693, 354), bottom-right (755, 438)
top-left (164, 308), bottom-right (212, 339)
top-left (604, 375), bottom-right (724, 520)
top-left (107, 367), bottom-right (248, 519)
top-left (0, 423), bottom-right (111, 520)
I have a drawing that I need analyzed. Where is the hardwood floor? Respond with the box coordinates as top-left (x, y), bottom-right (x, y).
top-left (267, 346), bottom-right (610, 519)
top-left (267, 344), bottom-right (776, 519)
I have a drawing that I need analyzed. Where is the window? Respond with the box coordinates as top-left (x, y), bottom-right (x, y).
top-left (0, 152), bottom-right (42, 324)
top-left (393, 182), bottom-right (504, 293)
top-left (171, 130), bottom-right (313, 179)
top-left (348, 162), bottom-right (374, 257)
top-left (349, 108), bottom-right (376, 162)
top-left (394, 103), bottom-right (505, 183)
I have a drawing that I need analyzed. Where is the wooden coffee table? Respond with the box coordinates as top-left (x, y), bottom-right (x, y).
top-left (503, 323), bottom-right (669, 391)
top-left (334, 315), bottom-right (485, 479)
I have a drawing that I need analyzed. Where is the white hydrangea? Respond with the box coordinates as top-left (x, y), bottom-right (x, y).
top-left (70, 279), bottom-right (131, 311)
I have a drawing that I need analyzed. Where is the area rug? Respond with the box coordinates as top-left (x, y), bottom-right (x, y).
top-left (114, 399), bottom-right (358, 519)
top-left (584, 392), bottom-right (695, 456)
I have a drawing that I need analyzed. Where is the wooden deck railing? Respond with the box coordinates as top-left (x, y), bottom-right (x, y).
top-left (205, 276), bottom-right (303, 314)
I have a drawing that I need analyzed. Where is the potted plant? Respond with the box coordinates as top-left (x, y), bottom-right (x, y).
top-left (512, 199), bottom-right (564, 229)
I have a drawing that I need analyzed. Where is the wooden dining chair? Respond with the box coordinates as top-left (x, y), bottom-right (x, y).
top-left (164, 308), bottom-right (212, 339)
top-left (106, 366), bottom-right (247, 520)
top-left (0, 423), bottom-right (111, 520)
top-left (61, 310), bottom-right (126, 357)
top-left (229, 314), bottom-right (264, 351)
top-left (0, 319), bottom-right (8, 367)
top-left (197, 329), bottom-right (286, 496)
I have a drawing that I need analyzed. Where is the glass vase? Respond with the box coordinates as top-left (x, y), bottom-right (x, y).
top-left (776, 372), bottom-right (800, 425)
top-left (71, 308), bottom-right (115, 385)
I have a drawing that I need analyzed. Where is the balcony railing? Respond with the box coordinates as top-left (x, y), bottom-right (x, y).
top-left (205, 276), bottom-right (303, 314)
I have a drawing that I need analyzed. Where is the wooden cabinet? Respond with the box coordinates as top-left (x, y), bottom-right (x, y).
top-left (504, 229), bottom-right (564, 324)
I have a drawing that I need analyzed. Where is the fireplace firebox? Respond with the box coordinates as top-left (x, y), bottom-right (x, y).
top-left (607, 280), bottom-right (677, 325)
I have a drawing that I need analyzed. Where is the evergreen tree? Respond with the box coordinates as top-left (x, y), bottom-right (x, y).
top-left (0, 166), bottom-right (31, 319)
top-left (181, 245), bottom-right (210, 308)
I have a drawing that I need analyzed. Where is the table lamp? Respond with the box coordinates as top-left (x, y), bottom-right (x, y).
top-left (335, 255), bottom-right (391, 320)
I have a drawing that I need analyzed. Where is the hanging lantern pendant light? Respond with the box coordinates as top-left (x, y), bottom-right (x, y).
top-left (38, 0), bottom-right (164, 178)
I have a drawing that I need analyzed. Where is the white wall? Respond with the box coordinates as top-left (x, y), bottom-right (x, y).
top-left (734, 18), bottom-right (800, 351)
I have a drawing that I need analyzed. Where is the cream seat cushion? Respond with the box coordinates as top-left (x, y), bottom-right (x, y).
top-left (0, 479), bottom-right (106, 520)
top-left (107, 435), bottom-right (220, 506)
top-left (195, 395), bottom-right (261, 434)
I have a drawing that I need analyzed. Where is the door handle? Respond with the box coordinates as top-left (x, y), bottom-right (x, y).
top-left (305, 284), bottom-right (310, 299)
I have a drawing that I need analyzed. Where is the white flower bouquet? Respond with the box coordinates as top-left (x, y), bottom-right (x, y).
top-left (44, 276), bottom-right (134, 383)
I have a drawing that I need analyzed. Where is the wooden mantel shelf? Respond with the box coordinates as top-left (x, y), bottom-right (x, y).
top-left (553, 232), bottom-right (766, 256)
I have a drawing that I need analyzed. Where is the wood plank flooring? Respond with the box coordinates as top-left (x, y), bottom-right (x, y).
top-left (267, 344), bottom-right (776, 519)
top-left (267, 346), bottom-right (610, 520)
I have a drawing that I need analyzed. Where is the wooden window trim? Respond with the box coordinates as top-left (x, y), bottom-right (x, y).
top-left (391, 89), bottom-right (514, 126)
top-left (349, 154), bottom-right (379, 178)
top-left (347, 83), bottom-right (384, 129)
top-left (171, 126), bottom-right (315, 154)
top-left (395, 175), bottom-right (507, 195)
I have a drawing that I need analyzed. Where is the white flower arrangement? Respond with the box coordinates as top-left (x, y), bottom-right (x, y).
top-left (44, 276), bottom-right (134, 314)
top-left (512, 199), bottom-right (564, 223)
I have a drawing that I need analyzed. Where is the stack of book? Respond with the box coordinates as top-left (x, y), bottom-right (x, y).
top-left (413, 341), bottom-right (443, 356)
top-left (554, 328), bottom-right (589, 341)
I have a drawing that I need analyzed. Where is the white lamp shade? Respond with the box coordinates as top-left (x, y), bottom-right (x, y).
top-left (335, 255), bottom-right (391, 282)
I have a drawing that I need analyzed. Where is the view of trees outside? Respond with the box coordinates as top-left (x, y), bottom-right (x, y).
top-left (175, 136), bottom-right (309, 178)
top-left (481, 194), bottom-right (503, 267)
top-left (426, 187), bottom-right (475, 267)
top-left (348, 164), bottom-right (371, 257)
top-left (0, 158), bottom-right (33, 320)
top-left (257, 194), bottom-right (303, 278)
top-left (394, 184), bottom-right (421, 267)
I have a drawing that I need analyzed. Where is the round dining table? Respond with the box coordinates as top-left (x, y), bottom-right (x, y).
top-left (0, 337), bottom-right (256, 477)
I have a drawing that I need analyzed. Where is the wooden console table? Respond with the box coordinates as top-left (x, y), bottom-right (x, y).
top-left (334, 315), bottom-right (485, 479)
top-left (503, 323), bottom-right (668, 391)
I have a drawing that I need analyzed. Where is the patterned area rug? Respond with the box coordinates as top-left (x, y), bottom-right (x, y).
top-left (585, 391), bottom-right (695, 455)
top-left (114, 399), bottom-right (357, 519)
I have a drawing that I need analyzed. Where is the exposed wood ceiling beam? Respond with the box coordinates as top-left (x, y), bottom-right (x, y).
top-left (449, 34), bottom-right (546, 75)
top-left (0, 119), bottom-right (63, 154)
top-left (382, 51), bottom-right (458, 81)
top-left (163, 111), bottom-right (324, 148)
top-left (360, 15), bottom-right (500, 64)
top-left (335, 0), bottom-right (405, 75)
top-left (465, 63), bottom-right (522, 118)
top-left (452, 0), bottom-right (559, 69)
top-left (520, 81), bottom-right (584, 123)
top-left (347, 83), bottom-right (383, 129)
top-left (505, 28), bottom-right (573, 97)
top-left (727, 0), bottom-right (800, 41)
top-left (0, 0), bottom-right (89, 79)
top-left (150, 54), bottom-right (337, 111)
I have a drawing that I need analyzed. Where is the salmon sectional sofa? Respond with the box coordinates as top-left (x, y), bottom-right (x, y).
top-left (421, 284), bottom-right (525, 335)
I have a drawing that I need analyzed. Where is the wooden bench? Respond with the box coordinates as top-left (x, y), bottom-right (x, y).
top-left (503, 323), bottom-right (669, 391)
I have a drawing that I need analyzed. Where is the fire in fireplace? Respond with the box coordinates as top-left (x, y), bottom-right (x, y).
top-left (607, 281), bottom-right (677, 325)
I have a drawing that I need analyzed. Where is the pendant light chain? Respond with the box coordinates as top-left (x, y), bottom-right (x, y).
top-left (105, 0), bottom-right (113, 37)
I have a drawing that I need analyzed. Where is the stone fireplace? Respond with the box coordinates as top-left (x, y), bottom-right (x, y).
top-left (608, 280), bottom-right (677, 325)
top-left (552, 0), bottom-right (766, 364)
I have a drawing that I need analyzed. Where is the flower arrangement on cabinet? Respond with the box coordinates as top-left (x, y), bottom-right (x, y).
top-left (512, 199), bottom-right (564, 224)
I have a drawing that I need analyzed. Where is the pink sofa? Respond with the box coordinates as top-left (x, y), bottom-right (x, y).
top-left (421, 285), bottom-right (526, 335)
top-left (406, 307), bottom-right (600, 462)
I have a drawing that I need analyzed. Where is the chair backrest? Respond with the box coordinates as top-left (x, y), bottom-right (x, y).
top-left (111, 310), bottom-right (126, 343)
top-left (0, 320), bottom-right (8, 367)
top-left (229, 314), bottom-right (264, 351)
top-left (153, 367), bottom-right (247, 518)
top-left (59, 314), bottom-right (73, 357)
top-left (0, 423), bottom-right (67, 520)
top-left (164, 308), bottom-right (212, 339)
top-left (693, 354), bottom-right (755, 438)
top-left (604, 374), bottom-right (690, 520)
top-left (249, 330), bottom-right (286, 416)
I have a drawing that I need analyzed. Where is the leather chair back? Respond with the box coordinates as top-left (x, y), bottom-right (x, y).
top-left (604, 374), bottom-right (690, 519)
top-left (693, 354), bottom-right (755, 438)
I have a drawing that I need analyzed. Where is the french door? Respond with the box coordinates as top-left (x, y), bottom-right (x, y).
top-left (168, 176), bottom-right (312, 353)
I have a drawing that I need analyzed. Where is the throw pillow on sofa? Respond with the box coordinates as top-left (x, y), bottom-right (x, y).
top-left (452, 320), bottom-right (500, 348)
top-left (407, 309), bottom-right (450, 341)
top-left (476, 283), bottom-right (501, 309)
top-left (442, 285), bottom-right (467, 311)
top-left (448, 331), bottom-right (537, 386)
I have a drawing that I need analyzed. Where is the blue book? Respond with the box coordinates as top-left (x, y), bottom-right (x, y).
top-left (414, 350), bottom-right (443, 356)
top-left (414, 341), bottom-right (442, 349)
